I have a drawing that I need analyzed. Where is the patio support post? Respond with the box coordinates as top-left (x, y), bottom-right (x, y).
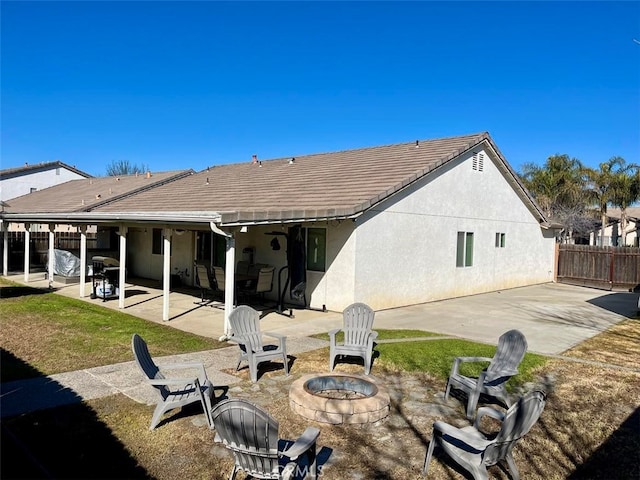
top-left (162, 228), bottom-right (171, 321)
top-left (79, 225), bottom-right (87, 297)
top-left (118, 225), bottom-right (128, 309)
top-left (210, 221), bottom-right (234, 340)
top-left (2, 221), bottom-right (8, 277)
top-left (23, 223), bottom-right (30, 282)
top-left (223, 234), bottom-right (235, 338)
top-left (48, 224), bottom-right (55, 289)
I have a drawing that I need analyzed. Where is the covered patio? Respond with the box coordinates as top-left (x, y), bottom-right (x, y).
top-left (2, 272), bottom-right (342, 340)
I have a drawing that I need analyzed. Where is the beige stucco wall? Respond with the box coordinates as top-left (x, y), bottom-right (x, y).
top-left (127, 228), bottom-right (194, 284)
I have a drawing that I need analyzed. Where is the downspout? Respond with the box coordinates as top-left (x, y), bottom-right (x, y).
top-left (210, 222), bottom-right (235, 340)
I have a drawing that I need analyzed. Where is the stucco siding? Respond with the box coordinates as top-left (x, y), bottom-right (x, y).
top-left (312, 221), bottom-right (356, 310)
top-left (352, 149), bottom-right (555, 310)
top-left (126, 228), bottom-right (195, 284)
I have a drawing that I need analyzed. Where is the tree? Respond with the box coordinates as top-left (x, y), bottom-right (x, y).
top-left (585, 157), bottom-right (633, 246)
top-left (519, 154), bottom-right (590, 242)
top-left (609, 161), bottom-right (640, 246)
top-left (105, 159), bottom-right (149, 176)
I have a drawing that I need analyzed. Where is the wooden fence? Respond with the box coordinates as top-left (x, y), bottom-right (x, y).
top-left (2, 231), bottom-right (97, 271)
top-left (557, 244), bottom-right (640, 291)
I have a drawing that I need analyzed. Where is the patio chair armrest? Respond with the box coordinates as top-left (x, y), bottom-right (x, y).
top-left (159, 362), bottom-right (208, 381)
top-left (491, 367), bottom-right (519, 377)
top-left (149, 377), bottom-right (201, 387)
top-left (226, 335), bottom-right (246, 347)
top-left (367, 330), bottom-right (379, 344)
top-left (263, 331), bottom-right (287, 349)
top-left (328, 329), bottom-right (342, 344)
top-left (474, 406), bottom-right (505, 430)
top-left (281, 427), bottom-right (321, 460)
top-left (450, 356), bottom-right (492, 376)
top-left (456, 356), bottom-right (493, 364)
top-left (433, 421), bottom-right (488, 452)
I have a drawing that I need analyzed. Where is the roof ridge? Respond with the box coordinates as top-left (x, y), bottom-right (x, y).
top-left (292, 131), bottom-right (488, 161)
top-left (200, 132), bottom-right (488, 171)
top-left (82, 170), bottom-right (194, 212)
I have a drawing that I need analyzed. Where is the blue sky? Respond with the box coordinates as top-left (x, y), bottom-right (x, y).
top-left (2, 1), bottom-right (639, 177)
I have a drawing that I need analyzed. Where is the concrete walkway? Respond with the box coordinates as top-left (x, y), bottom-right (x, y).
top-left (1, 277), bottom-right (638, 418)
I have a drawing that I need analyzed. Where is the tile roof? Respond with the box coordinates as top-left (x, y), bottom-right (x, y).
top-left (96, 132), bottom-right (538, 224)
top-left (1, 132), bottom-right (547, 226)
top-left (0, 161), bottom-right (92, 179)
top-left (3, 170), bottom-right (193, 214)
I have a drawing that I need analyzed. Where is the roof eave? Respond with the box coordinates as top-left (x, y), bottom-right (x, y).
top-left (1, 211), bottom-right (222, 226)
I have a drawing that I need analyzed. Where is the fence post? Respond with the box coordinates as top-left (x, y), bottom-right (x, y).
top-left (609, 249), bottom-right (615, 291)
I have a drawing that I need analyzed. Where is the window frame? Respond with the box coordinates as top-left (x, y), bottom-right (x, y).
top-left (456, 231), bottom-right (474, 267)
top-left (306, 227), bottom-right (327, 272)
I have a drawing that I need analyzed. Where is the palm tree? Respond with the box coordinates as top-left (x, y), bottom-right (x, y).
top-left (585, 157), bottom-right (631, 246)
top-left (610, 163), bottom-right (640, 246)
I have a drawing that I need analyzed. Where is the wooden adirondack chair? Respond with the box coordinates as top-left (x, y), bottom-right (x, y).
top-left (329, 302), bottom-right (378, 375)
top-left (131, 333), bottom-right (215, 429)
top-left (212, 398), bottom-right (321, 479)
top-left (445, 329), bottom-right (528, 419)
top-left (423, 390), bottom-right (546, 480)
top-left (228, 305), bottom-right (289, 382)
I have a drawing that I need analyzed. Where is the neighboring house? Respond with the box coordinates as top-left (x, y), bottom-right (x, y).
top-left (589, 207), bottom-right (640, 247)
top-left (1, 132), bottom-right (557, 331)
top-left (1, 161), bottom-right (93, 234)
top-left (1, 170), bottom-right (194, 275)
top-left (0, 161), bottom-right (92, 201)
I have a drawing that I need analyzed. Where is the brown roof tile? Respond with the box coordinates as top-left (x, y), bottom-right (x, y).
top-left (3, 170), bottom-right (193, 214)
top-left (2, 132), bottom-right (547, 226)
top-left (95, 132), bottom-right (492, 223)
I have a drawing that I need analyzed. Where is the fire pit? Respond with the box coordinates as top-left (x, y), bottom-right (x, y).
top-left (289, 373), bottom-right (390, 424)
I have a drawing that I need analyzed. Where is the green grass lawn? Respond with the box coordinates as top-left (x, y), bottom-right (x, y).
top-left (313, 328), bottom-right (547, 388)
top-left (0, 278), bottom-right (225, 382)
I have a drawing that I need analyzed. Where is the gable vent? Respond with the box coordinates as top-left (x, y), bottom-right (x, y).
top-left (472, 152), bottom-right (484, 172)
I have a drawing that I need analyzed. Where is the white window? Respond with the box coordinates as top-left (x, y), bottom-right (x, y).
top-left (456, 232), bottom-right (474, 267)
top-left (495, 232), bottom-right (506, 248)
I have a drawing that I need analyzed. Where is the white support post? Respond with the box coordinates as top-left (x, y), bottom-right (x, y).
top-left (23, 223), bottom-right (30, 282)
top-left (210, 221), bottom-right (236, 340)
top-left (79, 225), bottom-right (87, 297)
top-left (2, 221), bottom-right (8, 277)
top-left (118, 225), bottom-right (128, 309)
top-left (223, 235), bottom-right (236, 338)
top-left (48, 224), bottom-right (55, 289)
top-left (162, 228), bottom-right (171, 321)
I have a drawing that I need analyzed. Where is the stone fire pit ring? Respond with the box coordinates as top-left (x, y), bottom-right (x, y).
top-left (289, 373), bottom-right (390, 425)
